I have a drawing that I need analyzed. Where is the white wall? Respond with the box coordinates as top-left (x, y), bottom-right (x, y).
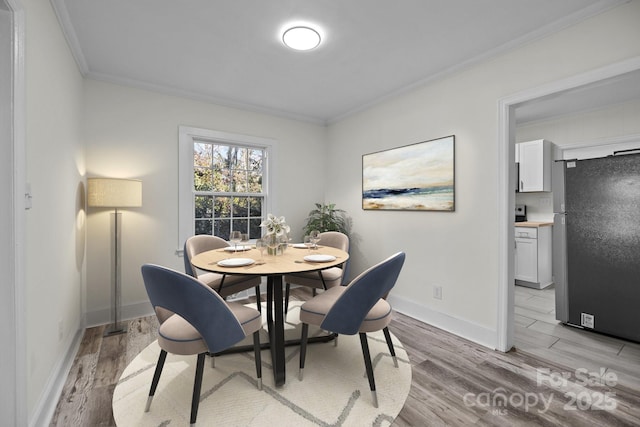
top-left (83, 80), bottom-right (327, 324)
top-left (23, 0), bottom-right (85, 421)
top-left (326, 1), bottom-right (640, 348)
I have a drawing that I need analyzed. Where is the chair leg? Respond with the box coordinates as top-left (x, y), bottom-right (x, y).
top-left (284, 283), bottom-right (290, 314)
top-left (299, 323), bottom-right (309, 381)
top-left (145, 349), bottom-right (168, 412)
top-left (359, 333), bottom-right (378, 408)
top-left (383, 327), bottom-right (399, 367)
top-left (190, 353), bottom-right (206, 425)
top-left (255, 286), bottom-right (262, 312)
top-left (253, 331), bottom-right (263, 390)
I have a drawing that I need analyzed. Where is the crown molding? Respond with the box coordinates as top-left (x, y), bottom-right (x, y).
top-left (50, 0), bottom-right (89, 75)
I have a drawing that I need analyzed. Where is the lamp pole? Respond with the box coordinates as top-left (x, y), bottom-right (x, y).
top-left (105, 208), bottom-right (125, 336)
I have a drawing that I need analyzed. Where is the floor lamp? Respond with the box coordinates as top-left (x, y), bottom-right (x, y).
top-left (88, 177), bottom-right (142, 337)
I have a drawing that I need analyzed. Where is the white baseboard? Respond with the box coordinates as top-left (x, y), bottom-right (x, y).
top-left (388, 294), bottom-right (498, 350)
top-left (85, 300), bottom-right (154, 328)
top-left (29, 326), bottom-right (84, 427)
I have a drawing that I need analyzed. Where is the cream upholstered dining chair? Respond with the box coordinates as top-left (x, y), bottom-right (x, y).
top-left (298, 252), bottom-right (405, 408)
top-left (284, 231), bottom-right (349, 313)
top-left (184, 235), bottom-right (262, 311)
top-left (141, 264), bottom-right (263, 426)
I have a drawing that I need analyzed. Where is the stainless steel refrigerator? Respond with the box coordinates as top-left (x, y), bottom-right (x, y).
top-left (553, 152), bottom-right (640, 342)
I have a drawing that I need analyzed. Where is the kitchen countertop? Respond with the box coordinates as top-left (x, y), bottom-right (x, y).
top-left (515, 221), bottom-right (553, 228)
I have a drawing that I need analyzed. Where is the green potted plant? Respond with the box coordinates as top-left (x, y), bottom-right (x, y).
top-left (302, 203), bottom-right (350, 236)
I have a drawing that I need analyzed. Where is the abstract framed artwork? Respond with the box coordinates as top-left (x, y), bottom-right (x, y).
top-left (362, 135), bottom-right (455, 211)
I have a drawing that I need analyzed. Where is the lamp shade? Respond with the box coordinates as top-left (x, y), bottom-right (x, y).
top-left (87, 178), bottom-right (142, 208)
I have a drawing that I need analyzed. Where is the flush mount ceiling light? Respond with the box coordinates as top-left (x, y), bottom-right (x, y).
top-left (282, 26), bottom-right (321, 51)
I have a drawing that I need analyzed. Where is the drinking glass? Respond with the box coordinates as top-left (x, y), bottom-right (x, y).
top-left (309, 230), bottom-right (320, 249)
top-left (255, 238), bottom-right (266, 262)
top-left (303, 235), bottom-right (313, 253)
top-left (240, 233), bottom-right (250, 250)
top-left (229, 230), bottom-right (242, 252)
top-left (278, 234), bottom-right (288, 254)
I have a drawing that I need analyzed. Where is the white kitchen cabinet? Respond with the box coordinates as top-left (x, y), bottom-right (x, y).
top-left (515, 226), bottom-right (553, 289)
top-left (517, 139), bottom-right (552, 192)
top-left (515, 231), bottom-right (538, 283)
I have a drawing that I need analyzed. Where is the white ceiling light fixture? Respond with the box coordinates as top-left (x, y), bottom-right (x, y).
top-left (282, 26), bottom-right (321, 51)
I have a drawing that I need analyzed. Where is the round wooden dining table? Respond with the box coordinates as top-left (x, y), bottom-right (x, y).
top-left (190, 244), bottom-right (349, 387)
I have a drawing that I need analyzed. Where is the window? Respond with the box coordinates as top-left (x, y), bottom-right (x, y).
top-left (193, 142), bottom-right (264, 238)
top-left (179, 126), bottom-right (276, 251)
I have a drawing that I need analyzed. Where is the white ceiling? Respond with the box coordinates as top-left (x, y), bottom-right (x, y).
top-left (53, 0), bottom-right (630, 124)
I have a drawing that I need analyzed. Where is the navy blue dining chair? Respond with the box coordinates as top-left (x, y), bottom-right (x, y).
top-left (141, 264), bottom-right (263, 426)
top-left (298, 252), bottom-right (405, 407)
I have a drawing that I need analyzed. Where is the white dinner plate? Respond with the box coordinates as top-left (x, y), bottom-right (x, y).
top-left (303, 254), bottom-right (336, 263)
top-left (224, 245), bottom-right (252, 252)
top-left (217, 258), bottom-right (255, 267)
top-left (292, 243), bottom-right (308, 249)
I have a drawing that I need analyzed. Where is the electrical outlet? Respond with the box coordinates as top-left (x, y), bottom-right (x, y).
top-left (581, 313), bottom-right (594, 329)
top-left (433, 286), bottom-right (442, 300)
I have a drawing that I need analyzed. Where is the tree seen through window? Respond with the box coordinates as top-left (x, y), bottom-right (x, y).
top-left (193, 141), bottom-right (264, 240)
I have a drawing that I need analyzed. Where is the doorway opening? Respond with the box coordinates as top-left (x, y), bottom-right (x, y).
top-left (497, 56), bottom-right (640, 353)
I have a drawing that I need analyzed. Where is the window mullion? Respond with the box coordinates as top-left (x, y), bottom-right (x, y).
top-left (193, 191), bottom-right (264, 197)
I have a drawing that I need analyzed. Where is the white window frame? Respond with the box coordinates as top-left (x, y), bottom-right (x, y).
top-left (178, 125), bottom-right (276, 255)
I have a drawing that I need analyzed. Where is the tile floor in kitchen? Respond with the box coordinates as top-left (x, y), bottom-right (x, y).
top-left (514, 284), bottom-right (640, 389)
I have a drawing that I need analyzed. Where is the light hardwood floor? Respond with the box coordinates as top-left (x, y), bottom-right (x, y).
top-left (514, 284), bottom-right (640, 391)
top-left (52, 288), bottom-right (640, 426)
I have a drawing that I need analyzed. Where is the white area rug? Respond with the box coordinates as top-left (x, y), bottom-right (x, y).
top-left (113, 302), bottom-right (411, 426)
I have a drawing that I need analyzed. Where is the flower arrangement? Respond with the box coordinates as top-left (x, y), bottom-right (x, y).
top-left (260, 214), bottom-right (290, 237)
